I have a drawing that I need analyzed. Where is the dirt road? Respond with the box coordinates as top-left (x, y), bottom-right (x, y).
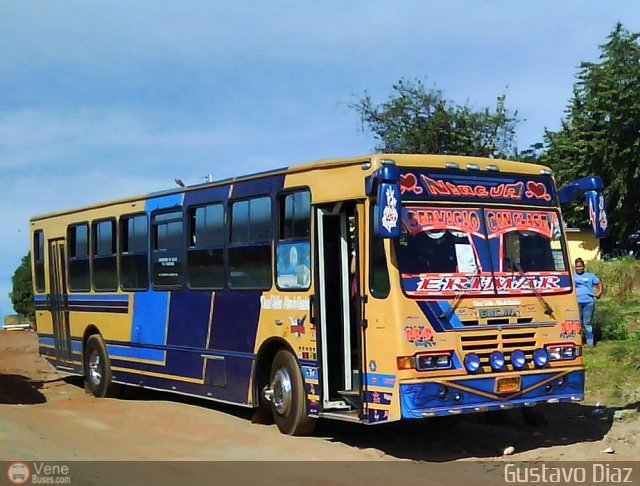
top-left (1, 331), bottom-right (639, 483)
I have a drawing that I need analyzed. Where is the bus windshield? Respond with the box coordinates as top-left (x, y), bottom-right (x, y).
top-left (394, 206), bottom-right (570, 297)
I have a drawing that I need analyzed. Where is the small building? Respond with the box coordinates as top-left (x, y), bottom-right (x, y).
top-left (565, 227), bottom-right (601, 262)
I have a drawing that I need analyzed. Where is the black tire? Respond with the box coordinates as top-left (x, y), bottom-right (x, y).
top-left (83, 334), bottom-right (119, 398)
top-left (269, 350), bottom-right (316, 435)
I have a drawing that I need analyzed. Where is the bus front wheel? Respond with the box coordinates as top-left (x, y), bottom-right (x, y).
top-left (269, 350), bottom-right (316, 435)
top-left (83, 334), bottom-right (118, 398)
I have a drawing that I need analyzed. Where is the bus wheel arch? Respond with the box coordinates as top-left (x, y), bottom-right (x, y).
top-left (82, 328), bottom-right (118, 398)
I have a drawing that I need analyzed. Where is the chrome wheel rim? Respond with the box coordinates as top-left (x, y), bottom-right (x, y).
top-left (271, 368), bottom-right (292, 415)
top-left (88, 350), bottom-right (102, 385)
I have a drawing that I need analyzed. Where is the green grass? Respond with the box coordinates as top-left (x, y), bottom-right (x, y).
top-left (583, 340), bottom-right (640, 406)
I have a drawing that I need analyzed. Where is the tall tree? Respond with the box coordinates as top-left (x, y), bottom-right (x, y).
top-left (351, 78), bottom-right (520, 158)
top-left (10, 253), bottom-right (34, 321)
top-left (541, 23), bottom-right (640, 253)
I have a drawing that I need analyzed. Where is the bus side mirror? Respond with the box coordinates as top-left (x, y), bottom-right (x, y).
top-left (375, 182), bottom-right (401, 238)
top-left (558, 175), bottom-right (608, 238)
top-left (585, 190), bottom-right (608, 238)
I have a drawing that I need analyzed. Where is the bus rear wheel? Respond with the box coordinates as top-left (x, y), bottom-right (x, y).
top-left (84, 334), bottom-right (119, 398)
top-left (268, 350), bottom-right (316, 435)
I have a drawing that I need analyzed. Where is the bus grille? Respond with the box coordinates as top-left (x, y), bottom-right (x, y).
top-left (459, 331), bottom-right (538, 371)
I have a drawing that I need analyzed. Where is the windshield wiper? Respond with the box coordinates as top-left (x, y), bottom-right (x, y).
top-left (439, 265), bottom-right (482, 321)
top-left (512, 261), bottom-right (555, 319)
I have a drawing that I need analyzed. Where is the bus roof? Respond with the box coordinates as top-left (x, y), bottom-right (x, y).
top-left (30, 153), bottom-right (552, 222)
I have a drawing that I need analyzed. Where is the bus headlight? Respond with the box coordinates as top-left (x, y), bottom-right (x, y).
top-left (546, 343), bottom-right (582, 361)
top-left (415, 352), bottom-right (452, 371)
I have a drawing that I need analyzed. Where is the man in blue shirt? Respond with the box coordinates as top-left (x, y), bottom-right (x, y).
top-left (573, 258), bottom-right (603, 346)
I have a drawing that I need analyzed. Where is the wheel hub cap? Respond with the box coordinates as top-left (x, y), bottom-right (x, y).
top-left (89, 350), bottom-right (102, 385)
top-left (271, 368), bottom-right (292, 415)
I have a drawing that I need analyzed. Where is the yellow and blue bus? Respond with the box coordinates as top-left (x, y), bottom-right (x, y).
top-left (31, 154), bottom-right (607, 435)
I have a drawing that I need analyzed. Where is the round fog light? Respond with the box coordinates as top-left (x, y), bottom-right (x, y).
top-left (489, 351), bottom-right (505, 371)
top-left (453, 392), bottom-right (463, 403)
top-left (533, 348), bottom-right (549, 368)
top-left (511, 349), bottom-right (526, 369)
top-left (464, 353), bottom-right (481, 373)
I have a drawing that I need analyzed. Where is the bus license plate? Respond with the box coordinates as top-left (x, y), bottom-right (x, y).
top-left (496, 376), bottom-right (521, 393)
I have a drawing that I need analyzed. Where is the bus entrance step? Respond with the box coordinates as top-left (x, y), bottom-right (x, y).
top-left (337, 390), bottom-right (362, 410)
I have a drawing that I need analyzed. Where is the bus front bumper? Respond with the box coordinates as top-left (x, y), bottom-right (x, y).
top-left (399, 369), bottom-right (584, 419)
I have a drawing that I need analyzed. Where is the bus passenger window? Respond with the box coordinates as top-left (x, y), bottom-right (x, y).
top-left (68, 223), bottom-right (91, 291)
top-left (33, 230), bottom-right (46, 292)
top-left (229, 196), bottom-right (272, 289)
top-left (120, 214), bottom-right (149, 291)
top-left (187, 203), bottom-right (225, 289)
top-left (276, 191), bottom-right (311, 290)
top-left (92, 219), bottom-right (117, 291)
top-left (152, 211), bottom-right (183, 288)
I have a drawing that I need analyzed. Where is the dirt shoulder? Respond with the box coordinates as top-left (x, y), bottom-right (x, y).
top-left (1, 330), bottom-right (638, 467)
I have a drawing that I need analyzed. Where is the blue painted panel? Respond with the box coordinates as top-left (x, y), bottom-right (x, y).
top-left (166, 290), bottom-right (212, 348)
top-left (209, 289), bottom-right (262, 352)
top-left (131, 290), bottom-right (169, 345)
top-left (183, 185), bottom-right (229, 206)
top-left (229, 174), bottom-right (285, 199)
top-left (108, 344), bottom-right (165, 361)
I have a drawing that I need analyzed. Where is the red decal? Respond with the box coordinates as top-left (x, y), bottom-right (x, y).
top-left (400, 173), bottom-right (423, 194)
top-left (403, 208), bottom-right (481, 234)
top-left (526, 181), bottom-right (552, 201)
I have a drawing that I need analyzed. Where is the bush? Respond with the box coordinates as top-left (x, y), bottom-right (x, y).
top-left (587, 258), bottom-right (640, 302)
top-left (592, 300), bottom-right (628, 340)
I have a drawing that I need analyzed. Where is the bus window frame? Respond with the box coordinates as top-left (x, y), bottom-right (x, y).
top-left (67, 221), bottom-right (92, 292)
top-left (33, 229), bottom-right (46, 292)
top-left (150, 207), bottom-right (185, 291)
top-left (186, 201), bottom-right (226, 291)
top-left (119, 212), bottom-right (150, 292)
top-left (274, 187), bottom-right (312, 292)
top-left (228, 194), bottom-right (274, 291)
top-left (91, 217), bottom-right (118, 292)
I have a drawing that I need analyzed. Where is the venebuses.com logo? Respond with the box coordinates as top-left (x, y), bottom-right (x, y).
top-left (7, 462), bottom-right (30, 485)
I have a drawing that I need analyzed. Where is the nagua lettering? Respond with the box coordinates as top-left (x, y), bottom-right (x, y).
top-left (421, 175), bottom-right (524, 200)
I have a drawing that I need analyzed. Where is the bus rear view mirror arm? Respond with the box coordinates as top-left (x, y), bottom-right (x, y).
top-left (558, 175), bottom-right (608, 238)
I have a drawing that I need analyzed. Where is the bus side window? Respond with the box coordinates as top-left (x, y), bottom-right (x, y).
top-left (187, 203), bottom-right (225, 289)
top-left (33, 230), bottom-right (46, 292)
top-left (120, 214), bottom-right (149, 291)
top-left (276, 190), bottom-right (311, 290)
top-left (92, 219), bottom-right (118, 291)
top-left (67, 223), bottom-right (91, 291)
top-left (229, 196), bottom-right (272, 289)
top-left (370, 205), bottom-right (390, 298)
top-left (151, 210), bottom-right (184, 289)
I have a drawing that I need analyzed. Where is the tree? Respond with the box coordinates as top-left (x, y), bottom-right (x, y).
top-left (541, 23), bottom-right (640, 254)
top-left (10, 253), bottom-right (34, 321)
top-left (351, 78), bottom-right (520, 158)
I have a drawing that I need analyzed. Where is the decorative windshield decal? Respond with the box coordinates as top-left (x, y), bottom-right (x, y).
top-left (485, 209), bottom-right (555, 238)
top-left (402, 207), bottom-right (484, 236)
top-left (402, 273), bottom-right (571, 296)
top-left (399, 170), bottom-right (556, 206)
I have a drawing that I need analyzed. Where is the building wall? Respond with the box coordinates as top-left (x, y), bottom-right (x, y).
top-left (566, 229), bottom-right (600, 262)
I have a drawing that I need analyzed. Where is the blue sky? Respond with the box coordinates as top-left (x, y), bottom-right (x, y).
top-left (1, 1), bottom-right (639, 318)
